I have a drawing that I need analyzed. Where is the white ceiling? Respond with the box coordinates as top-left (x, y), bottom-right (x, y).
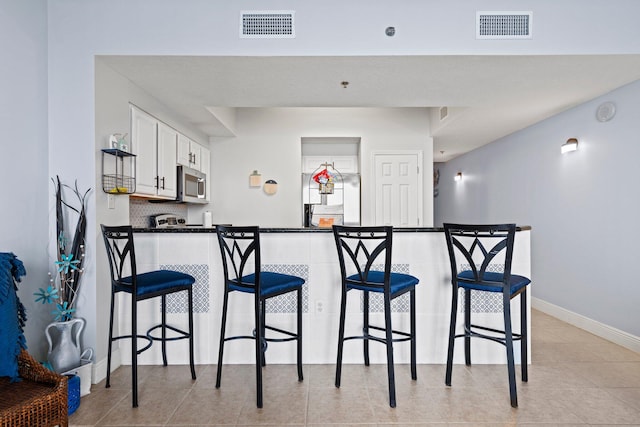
top-left (101, 55), bottom-right (640, 161)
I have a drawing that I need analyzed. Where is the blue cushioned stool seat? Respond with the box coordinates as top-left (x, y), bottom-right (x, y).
top-left (457, 271), bottom-right (531, 294)
top-left (347, 271), bottom-right (419, 294)
top-left (118, 270), bottom-right (195, 296)
top-left (230, 272), bottom-right (305, 297)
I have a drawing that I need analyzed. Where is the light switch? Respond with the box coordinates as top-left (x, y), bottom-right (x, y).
top-left (108, 194), bottom-right (115, 209)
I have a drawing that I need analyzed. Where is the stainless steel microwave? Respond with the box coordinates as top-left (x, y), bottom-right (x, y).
top-left (177, 165), bottom-right (207, 204)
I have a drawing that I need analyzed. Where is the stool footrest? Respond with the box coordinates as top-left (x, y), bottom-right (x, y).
top-left (146, 324), bottom-right (191, 342)
top-left (455, 323), bottom-right (523, 347)
top-left (112, 334), bottom-right (153, 354)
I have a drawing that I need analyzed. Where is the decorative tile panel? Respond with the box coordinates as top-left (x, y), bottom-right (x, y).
top-left (262, 264), bottom-right (309, 313)
top-left (459, 263), bottom-right (504, 313)
top-left (360, 264), bottom-right (412, 313)
top-left (160, 264), bottom-right (209, 313)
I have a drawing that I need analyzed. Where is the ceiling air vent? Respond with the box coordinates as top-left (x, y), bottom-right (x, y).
top-left (240, 10), bottom-right (295, 38)
top-left (476, 11), bottom-right (532, 39)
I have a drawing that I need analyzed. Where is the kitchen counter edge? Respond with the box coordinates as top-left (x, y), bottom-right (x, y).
top-left (132, 225), bottom-right (531, 233)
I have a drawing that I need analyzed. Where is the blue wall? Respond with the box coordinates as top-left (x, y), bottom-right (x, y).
top-left (0, 0), bottom-right (51, 355)
top-left (435, 80), bottom-right (640, 338)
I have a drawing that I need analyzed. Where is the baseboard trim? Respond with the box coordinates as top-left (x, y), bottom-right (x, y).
top-left (91, 347), bottom-right (121, 384)
top-left (532, 297), bottom-right (640, 353)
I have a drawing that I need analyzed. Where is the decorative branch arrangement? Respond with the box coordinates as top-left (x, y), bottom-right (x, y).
top-left (34, 177), bottom-right (91, 321)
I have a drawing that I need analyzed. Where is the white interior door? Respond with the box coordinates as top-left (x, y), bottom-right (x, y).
top-left (373, 151), bottom-right (423, 226)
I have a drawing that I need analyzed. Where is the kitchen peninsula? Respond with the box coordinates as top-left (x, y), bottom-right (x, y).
top-left (122, 226), bottom-right (531, 367)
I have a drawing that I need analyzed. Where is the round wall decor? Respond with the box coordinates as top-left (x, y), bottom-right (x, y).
top-left (596, 101), bottom-right (616, 122)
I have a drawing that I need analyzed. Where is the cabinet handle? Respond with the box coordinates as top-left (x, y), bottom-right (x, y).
top-left (161, 177), bottom-right (165, 189)
top-left (155, 176), bottom-right (159, 189)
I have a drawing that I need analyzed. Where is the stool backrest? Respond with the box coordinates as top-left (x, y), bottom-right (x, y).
top-left (332, 225), bottom-right (393, 291)
top-left (101, 225), bottom-right (136, 290)
top-left (216, 225), bottom-right (261, 291)
top-left (443, 223), bottom-right (516, 288)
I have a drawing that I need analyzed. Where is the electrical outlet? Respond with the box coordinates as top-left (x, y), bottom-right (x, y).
top-left (315, 300), bottom-right (324, 313)
top-left (108, 194), bottom-right (115, 209)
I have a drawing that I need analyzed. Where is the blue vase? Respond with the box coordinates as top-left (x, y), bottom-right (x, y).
top-left (45, 318), bottom-right (84, 373)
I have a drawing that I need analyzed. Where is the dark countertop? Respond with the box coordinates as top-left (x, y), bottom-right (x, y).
top-left (133, 225), bottom-right (531, 233)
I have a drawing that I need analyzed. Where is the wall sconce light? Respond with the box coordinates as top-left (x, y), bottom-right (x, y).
top-left (249, 170), bottom-right (261, 187)
top-left (454, 172), bottom-right (462, 182)
top-left (263, 179), bottom-right (278, 195)
top-left (561, 138), bottom-right (578, 154)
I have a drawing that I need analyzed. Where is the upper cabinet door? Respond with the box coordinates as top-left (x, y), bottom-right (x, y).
top-left (157, 122), bottom-right (178, 198)
top-left (177, 133), bottom-right (192, 167)
top-left (177, 133), bottom-right (203, 171)
top-left (190, 143), bottom-right (202, 171)
top-left (130, 106), bottom-right (158, 196)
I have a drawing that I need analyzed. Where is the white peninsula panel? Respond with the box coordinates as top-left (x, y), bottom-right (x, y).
top-left (120, 228), bottom-right (531, 367)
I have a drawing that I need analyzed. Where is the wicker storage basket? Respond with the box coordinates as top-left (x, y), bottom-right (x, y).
top-left (0, 349), bottom-right (68, 427)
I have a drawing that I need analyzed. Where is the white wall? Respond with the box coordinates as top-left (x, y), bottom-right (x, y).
top-left (210, 108), bottom-right (432, 227)
top-left (39, 0), bottom-right (640, 369)
top-left (435, 80), bottom-right (640, 339)
top-left (0, 0), bottom-right (51, 356)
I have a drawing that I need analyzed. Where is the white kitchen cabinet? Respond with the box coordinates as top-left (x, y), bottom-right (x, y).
top-left (130, 105), bottom-right (177, 199)
top-left (177, 133), bottom-right (203, 171)
top-left (177, 133), bottom-right (191, 167)
top-left (157, 122), bottom-right (178, 198)
top-left (131, 106), bottom-right (158, 196)
top-left (190, 142), bottom-right (202, 171)
top-left (302, 155), bottom-right (359, 173)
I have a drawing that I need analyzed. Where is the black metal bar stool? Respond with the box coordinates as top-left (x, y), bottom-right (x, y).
top-left (215, 225), bottom-right (305, 408)
top-left (101, 225), bottom-right (196, 407)
top-left (443, 223), bottom-right (531, 407)
top-left (332, 225), bottom-right (420, 408)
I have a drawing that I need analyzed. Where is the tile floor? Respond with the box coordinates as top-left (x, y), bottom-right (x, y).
top-left (69, 310), bottom-right (640, 426)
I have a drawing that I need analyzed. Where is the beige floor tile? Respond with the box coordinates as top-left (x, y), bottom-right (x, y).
top-left (236, 387), bottom-right (308, 425)
top-left (604, 387), bottom-right (640, 411)
top-left (531, 342), bottom-right (607, 363)
top-left (521, 362), bottom-right (596, 388)
top-left (545, 387), bottom-right (640, 425)
top-left (512, 387), bottom-right (584, 424)
top-left (583, 341), bottom-right (640, 362)
top-left (567, 361), bottom-right (640, 387)
top-left (68, 310), bottom-right (640, 426)
top-left (169, 388), bottom-right (245, 425)
top-left (67, 387), bottom-right (128, 426)
top-left (95, 387), bottom-right (190, 426)
top-left (306, 387), bottom-right (377, 424)
top-left (440, 386), bottom-right (519, 423)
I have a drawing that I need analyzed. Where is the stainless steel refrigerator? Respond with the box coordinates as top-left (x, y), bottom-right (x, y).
top-left (302, 172), bottom-right (361, 227)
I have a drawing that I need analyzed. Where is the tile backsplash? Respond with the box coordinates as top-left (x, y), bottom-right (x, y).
top-left (129, 198), bottom-right (188, 228)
